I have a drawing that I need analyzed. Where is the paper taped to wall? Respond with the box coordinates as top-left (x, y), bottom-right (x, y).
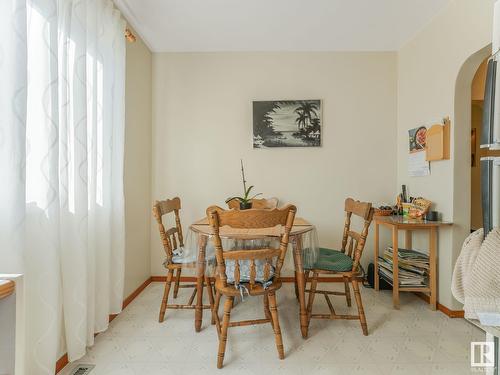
top-left (408, 151), bottom-right (430, 177)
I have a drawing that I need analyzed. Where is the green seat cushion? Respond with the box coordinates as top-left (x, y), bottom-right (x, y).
top-left (305, 247), bottom-right (353, 272)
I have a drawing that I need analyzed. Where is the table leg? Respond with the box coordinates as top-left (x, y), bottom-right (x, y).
top-left (374, 223), bottom-right (380, 291)
top-left (292, 236), bottom-right (308, 339)
top-left (392, 226), bottom-right (399, 309)
top-left (429, 227), bottom-right (437, 310)
top-left (405, 230), bottom-right (412, 249)
top-left (195, 234), bottom-right (207, 332)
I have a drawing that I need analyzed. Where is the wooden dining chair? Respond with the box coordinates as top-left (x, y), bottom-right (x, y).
top-left (226, 197), bottom-right (279, 210)
top-left (153, 197), bottom-right (215, 324)
top-left (207, 205), bottom-right (296, 369)
top-left (304, 198), bottom-right (374, 335)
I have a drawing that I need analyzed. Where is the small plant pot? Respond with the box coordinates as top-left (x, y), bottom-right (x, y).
top-left (239, 201), bottom-right (252, 210)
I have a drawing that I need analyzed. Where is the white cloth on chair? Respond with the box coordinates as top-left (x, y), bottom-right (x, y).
top-left (464, 228), bottom-right (500, 319)
top-left (451, 229), bottom-right (483, 304)
top-left (452, 228), bottom-right (500, 319)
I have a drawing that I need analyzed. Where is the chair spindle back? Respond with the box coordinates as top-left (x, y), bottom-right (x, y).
top-left (153, 197), bottom-right (184, 264)
top-left (340, 198), bottom-right (374, 271)
top-left (207, 205), bottom-right (296, 289)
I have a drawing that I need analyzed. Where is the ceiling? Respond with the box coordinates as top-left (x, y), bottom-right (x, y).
top-left (114, 0), bottom-right (451, 53)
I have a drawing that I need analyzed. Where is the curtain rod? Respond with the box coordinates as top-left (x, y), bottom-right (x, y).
top-left (125, 28), bottom-right (136, 43)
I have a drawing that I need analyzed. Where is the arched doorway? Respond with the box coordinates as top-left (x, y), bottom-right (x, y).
top-left (452, 45), bottom-right (491, 265)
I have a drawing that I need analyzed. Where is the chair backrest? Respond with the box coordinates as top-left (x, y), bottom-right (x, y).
top-left (152, 197), bottom-right (184, 263)
top-left (341, 198), bottom-right (374, 271)
top-left (207, 205), bottom-right (296, 289)
top-left (226, 197), bottom-right (279, 210)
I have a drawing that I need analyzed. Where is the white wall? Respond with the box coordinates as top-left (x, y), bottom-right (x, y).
top-left (151, 52), bottom-right (398, 276)
top-left (397, 0), bottom-right (494, 309)
top-left (124, 27), bottom-right (152, 296)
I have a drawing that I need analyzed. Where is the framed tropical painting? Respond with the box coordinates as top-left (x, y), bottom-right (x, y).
top-left (252, 100), bottom-right (322, 148)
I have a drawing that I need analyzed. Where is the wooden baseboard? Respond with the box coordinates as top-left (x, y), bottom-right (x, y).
top-left (438, 304), bottom-right (465, 318)
top-left (123, 277), bottom-right (152, 309)
top-left (55, 277), bottom-right (153, 374)
top-left (55, 354), bottom-right (69, 374)
top-left (415, 292), bottom-right (464, 318)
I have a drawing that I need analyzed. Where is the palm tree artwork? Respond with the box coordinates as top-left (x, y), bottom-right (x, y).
top-left (294, 101), bottom-right (319, 129)
top-left (252, 100), bottom-right (321, 148)
top-left (295, 112), bottom-right (307, 130)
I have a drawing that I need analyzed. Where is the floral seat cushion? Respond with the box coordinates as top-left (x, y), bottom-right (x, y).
top-left (225, 259), bottom-right (275, 284)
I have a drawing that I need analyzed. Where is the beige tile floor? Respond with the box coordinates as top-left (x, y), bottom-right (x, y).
top-left (62, 282), bottom-right (483, 375)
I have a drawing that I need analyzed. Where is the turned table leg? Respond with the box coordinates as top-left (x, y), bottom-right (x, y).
top-left (292, 236), bottom-right (308, 338)
top-left (195, 235), bottom-right (207, 332)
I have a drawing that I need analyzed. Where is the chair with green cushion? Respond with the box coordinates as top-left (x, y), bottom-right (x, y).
top-left (304, 198), bottom-right (374, 336)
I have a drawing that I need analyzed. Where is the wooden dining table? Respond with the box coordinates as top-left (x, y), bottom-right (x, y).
top-left (189, 217), bottom-right (317, 338)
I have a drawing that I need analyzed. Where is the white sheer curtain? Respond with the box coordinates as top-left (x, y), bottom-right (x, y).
top-left (0, 0), bottom-right (126, 373)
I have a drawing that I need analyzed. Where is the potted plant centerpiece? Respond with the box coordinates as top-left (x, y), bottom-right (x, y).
top-left (225, 160), bottom-right (262, 210)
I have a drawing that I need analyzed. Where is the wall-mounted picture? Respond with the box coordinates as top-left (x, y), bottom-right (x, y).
top-left (253, 100), bottom-right (321, 148)
top-left (408, 126), bottom-right (427, 153)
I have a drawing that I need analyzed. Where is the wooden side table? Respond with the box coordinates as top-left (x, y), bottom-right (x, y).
top-left (373, 215), bottom-right (452, 310)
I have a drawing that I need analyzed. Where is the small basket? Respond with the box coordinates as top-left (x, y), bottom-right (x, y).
top-left (374, 208), bottom-right (393, 216)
